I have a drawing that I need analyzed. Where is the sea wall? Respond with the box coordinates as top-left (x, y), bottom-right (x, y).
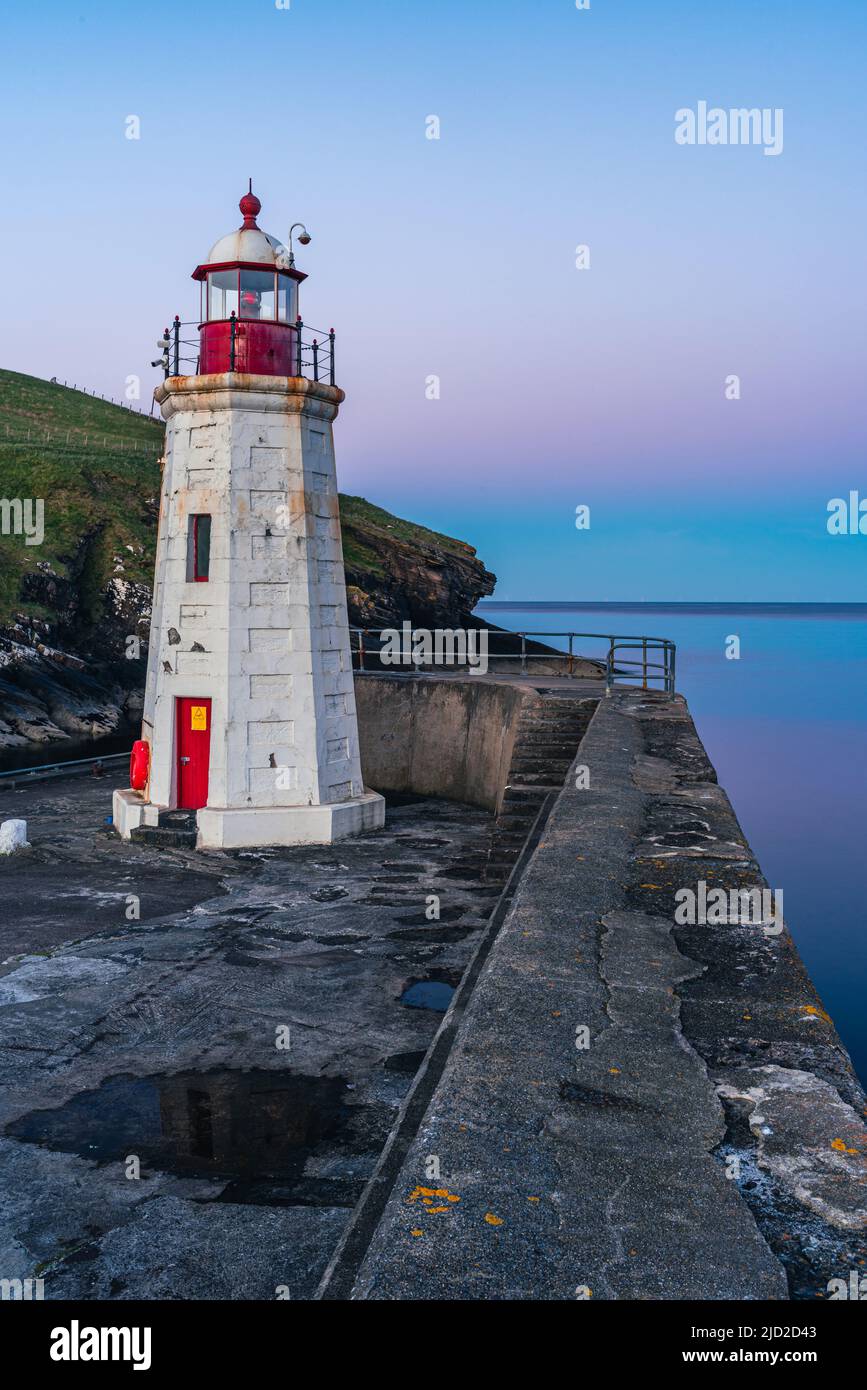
top-left (355, 673), bottom-right (528, 813)
top-left (322, 684), bottom-right (867, 1300)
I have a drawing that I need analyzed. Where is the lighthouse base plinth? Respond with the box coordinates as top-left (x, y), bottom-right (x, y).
top-left (112, 787), bottom-right (385, 849)
top-left (196, 792), bottom-right (385, 849)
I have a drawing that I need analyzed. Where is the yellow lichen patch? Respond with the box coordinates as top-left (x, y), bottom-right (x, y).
top-left (484, 1213), bottom-right (504, 1226)
top-left (528, 1196), bottom-right (540, 1203)
top-left (407, 1185), bottom-right (461, 1207)
top-left (609, 1068), bottom-right (621, 1074)
top-left (830, 1139), bottom-right (860, 1155)
top-left (411, 1228), bottom-right (424, 1237)
top-left (639, 884), bottom-right (662, 889)
top-left (551, 1010), bottom-right (562, 1017)
top-left (800, 1004), bottom-right (832, 1024)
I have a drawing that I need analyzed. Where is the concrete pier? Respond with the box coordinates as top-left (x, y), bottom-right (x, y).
top-left (0, 677), bottom-right (864, 1300)
top-left (333, 685), bottom-right (867, 1300)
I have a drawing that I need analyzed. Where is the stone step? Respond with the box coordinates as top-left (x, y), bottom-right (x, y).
top-left (513, 728), bottom-right (586, 744)
top-left (511, 745), bottom-right (578, 767)
top-left (501, 786), bottom-right (548, 804)
top-left (157, 809), bottom-right (198, 831)
top-left (495, 814), bottom-right (538, 833)
top-left (508, 771), bottom-right (571, 787)
top-left (130, 825), bottom-right (197, 849)
top-left (490, 832), bottom-right (527, 850)
top-left (517, 715), bottom-right (587, 731)
top-left (511, 761), bottom-right (572, 783)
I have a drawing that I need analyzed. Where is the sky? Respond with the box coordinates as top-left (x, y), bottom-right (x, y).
top-left (2, 0), bottom-right (866, 600)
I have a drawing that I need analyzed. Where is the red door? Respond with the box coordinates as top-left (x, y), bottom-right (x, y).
top-left (176, 697), bottom-right (211, 809)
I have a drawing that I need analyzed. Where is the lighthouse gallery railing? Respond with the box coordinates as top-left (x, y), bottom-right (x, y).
top-left (157, 317), bottom-right (336, 385)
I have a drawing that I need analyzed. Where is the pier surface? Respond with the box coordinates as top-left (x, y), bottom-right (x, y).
top-left (0, 681), bottom-right (864, 1300)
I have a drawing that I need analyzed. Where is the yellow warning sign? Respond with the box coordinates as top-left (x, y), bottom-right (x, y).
top-left (191, 705), bottom-right (207, 731)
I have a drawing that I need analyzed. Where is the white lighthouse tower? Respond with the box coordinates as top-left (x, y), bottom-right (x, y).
top-left (113, 186), bottom-right (385, 849)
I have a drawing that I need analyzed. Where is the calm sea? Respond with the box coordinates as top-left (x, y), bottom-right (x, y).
top-left (476, 602), bottom-right (867, 1082)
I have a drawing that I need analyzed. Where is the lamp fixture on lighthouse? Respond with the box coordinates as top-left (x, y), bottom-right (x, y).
top-left (192, 182), bottom-right (307, 376)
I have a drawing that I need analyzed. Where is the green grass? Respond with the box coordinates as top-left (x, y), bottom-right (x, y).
top-left (338, 494), bottom-right (475, 579)
top-left (0, 369), bottom-right (164, 622)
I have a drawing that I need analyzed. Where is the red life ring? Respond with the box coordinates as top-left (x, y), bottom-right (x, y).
top-left (130, 740), bottom-right (150, 791)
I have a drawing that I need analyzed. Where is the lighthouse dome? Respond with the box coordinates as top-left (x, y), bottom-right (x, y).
top-left (204, 185), bottom-right (290, 268)
top-left (206, 226), bottom-right (288, 267)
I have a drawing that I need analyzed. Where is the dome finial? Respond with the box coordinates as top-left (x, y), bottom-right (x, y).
top-left (239, 181), bottom-right (261, 229)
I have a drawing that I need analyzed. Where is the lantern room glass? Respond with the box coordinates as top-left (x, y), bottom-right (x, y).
top-left (239, 269), bottom-right (276, 320)
top-left (277, 274), bottom-right (298, 323)
top-left (207, 270), bottom-right (239, 321)
top-left (203, 268), bottom-right (297, 323)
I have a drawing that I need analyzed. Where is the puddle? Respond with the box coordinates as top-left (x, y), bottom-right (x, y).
top-left (400, 980), bottom-right (456, 1011)
top-left (6, 1069), bottom-right (358, 1200)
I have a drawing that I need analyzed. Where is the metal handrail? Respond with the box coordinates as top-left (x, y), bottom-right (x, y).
top-left (349, 628), bottom-right (676, 695)
top-left (0, 751), bottom-right (129, 785)
top-left (158, 316), bottom-right (336, 385)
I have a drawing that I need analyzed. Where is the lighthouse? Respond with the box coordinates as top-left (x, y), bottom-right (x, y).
top-left (113, 186), bottom-right (385, 848)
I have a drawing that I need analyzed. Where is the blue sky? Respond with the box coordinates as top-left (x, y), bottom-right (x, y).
top-left (2, 0), bottom-right (866, 599)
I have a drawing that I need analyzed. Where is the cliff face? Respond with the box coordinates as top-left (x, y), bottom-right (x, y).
top-left (339, 495), bottom-right (495, 630)
top-left (0, 370), bottom-right (496, 761)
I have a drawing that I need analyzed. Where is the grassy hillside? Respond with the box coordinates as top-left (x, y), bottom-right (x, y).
top-left (338, 493), bottom-right (477, 578)
top-left (0, 369), bottom-right (164, 622)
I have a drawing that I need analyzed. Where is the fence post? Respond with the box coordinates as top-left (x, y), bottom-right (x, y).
top-left (312, 339), bottom-right (319, 382)
top-left (642, 637), bottom-right (648, 690)
top-left (173, 316), bottom-right (180, 376)
top-left (567, 632), bottom-right (574, 676)
top-left (295, 317), bottom-right (303, 377)
top-left (520, 633), bottom-right (527, 674)
top-left (357, 630), bottom-right (365, 672)
top-left (329, 329), bottom-right (335, 386)
top-left (229, 311), bottom-right (237, 371)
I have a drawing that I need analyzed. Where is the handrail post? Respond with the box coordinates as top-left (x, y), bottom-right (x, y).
top-left (295, 316), bottom-right (303, 377)
top-left (568, 632), bottom-right (574, 676)
top-left (520, 633), bottom-right (527, 674)
top-left (329, 328), bottom-right (335, 385)
top-left (357, 629), bottom-right (365, 672)
top-left (173, 315), bottom-right (180, 376)
top-left (229, 311), bottom-right (237, 371)
top-left (312, 338), bottom-right (319, 382)
top-left (642, 637), bottom-right (648, 690)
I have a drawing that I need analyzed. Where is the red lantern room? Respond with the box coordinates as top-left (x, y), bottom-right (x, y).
top-left (192, 183), bottom-right (307, 376)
